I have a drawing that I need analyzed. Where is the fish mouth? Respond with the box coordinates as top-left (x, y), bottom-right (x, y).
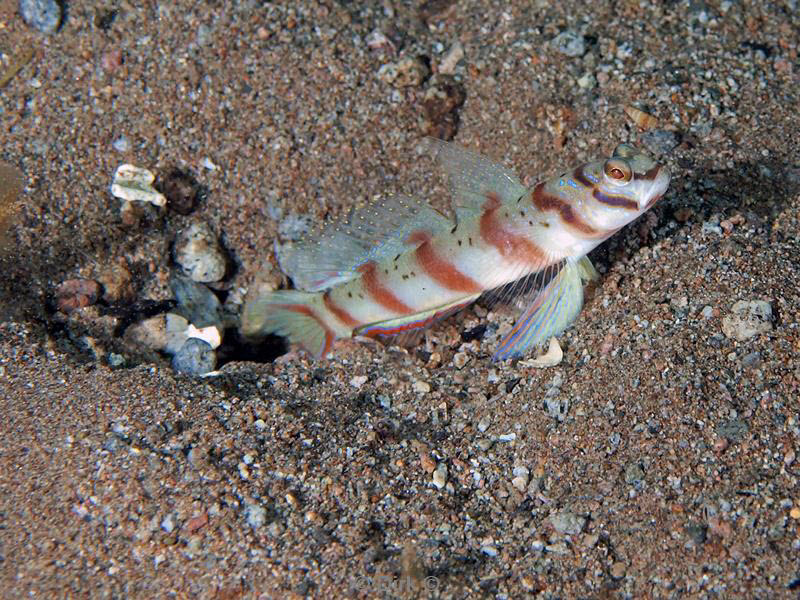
top-left (643, 166), bottom-right (670, 210)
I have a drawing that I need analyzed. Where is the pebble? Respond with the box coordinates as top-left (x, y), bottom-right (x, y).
top-left (545, 396), bottom-right (569, 421)
top-left (349, 375), bottom-right (367, 389)
top-left (624, 462), bottom-right (645, 484)
top-left (438, 41), bottom-right (464, 75)
top-left (19, 0), bottom-right (61, 34)
top-left (170, 274), bottom-right (222, 329)
top-left (159, 168), bottom-right (201, 215)
top-left (610, 562), bottom-right (627, 579)
top-left (413, 380), bottom-right (431, 394)
top-left (551, 30), bottom-right (585, 57)
top-left (701, 305), bottom-right (714, 319)
top-left (164, 313), bottom-right (190, 355)
top-left (244, 502), bottom-right (267, 529)
top-left (172, 338), bottom-right (216, 376)
top-left (174, 221), bottom-right (227, 283)
top-left (112, 136), bottom-right (130, 153)
top-left (480, 543), bottom-right (498, 557)
top-left (377, 56), bottom-right (429, 87)
top-left (419, 74), bottom-right (466, 140)
top-left (432, 462), bottom-right (448, 489)
top-left (511, 466), bottom-right (529, 492)
top-left (549, 511), bottom-right (586, 535)
top-left (98, 260), bottom-right (134, 303)
top-left (576, 72), bottom-right (596, 89)
top-left (722, 300), bottom-right (773, 341)
top-left (126, 315), bottom-right (167, 352)
top-left (452, 352), bottom-right (469, 369)
top-left (55, 279), bottom-right (102, 313)
top-left (639, 129), bottom-right (680, 155)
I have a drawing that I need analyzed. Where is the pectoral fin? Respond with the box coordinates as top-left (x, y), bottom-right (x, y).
top-left (494, 257), bottom-right (596, 360)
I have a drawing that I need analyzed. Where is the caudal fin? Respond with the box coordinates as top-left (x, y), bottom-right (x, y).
top-left (241, 289), bottom-right (334, 358)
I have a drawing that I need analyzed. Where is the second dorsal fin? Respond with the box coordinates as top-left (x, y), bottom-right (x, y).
top-left (278, 195), bottom-right (452, 292)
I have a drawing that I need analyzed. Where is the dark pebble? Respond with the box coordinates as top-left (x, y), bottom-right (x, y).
top-left (172, 338), bottom-right (216, 375)
top-left (170, 274), bottom-right (222, 328)
top-left (19, 0), bottom-right (62, 34)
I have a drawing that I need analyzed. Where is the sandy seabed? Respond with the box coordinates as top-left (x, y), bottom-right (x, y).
top-left (1, 1), bottom-right (799, 598)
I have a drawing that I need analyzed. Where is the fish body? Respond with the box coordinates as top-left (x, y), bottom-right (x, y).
top-left (242, 140), bottom-right (670, 359)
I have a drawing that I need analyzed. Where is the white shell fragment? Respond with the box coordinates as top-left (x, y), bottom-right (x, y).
top-left (186, 323), bottom-right (222, 349)
top-left (519, 337), bottom-right (563, 368)
top-left (110, 164), bottom-right (166, 207)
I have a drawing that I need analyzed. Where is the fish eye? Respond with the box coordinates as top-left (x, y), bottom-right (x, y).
top-left (603, 158), bottom-right (633, 185)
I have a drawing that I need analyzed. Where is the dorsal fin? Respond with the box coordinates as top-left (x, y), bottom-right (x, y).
top-left (278, 195), bottom-right (452, 292)
top-left (424, 138), bottom-right (528, 213)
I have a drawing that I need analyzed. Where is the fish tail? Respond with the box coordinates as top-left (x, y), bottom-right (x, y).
top-left (241, 289), bottom-right (337, 358)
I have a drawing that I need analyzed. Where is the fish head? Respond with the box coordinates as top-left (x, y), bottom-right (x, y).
top-left (578, 144), bottom-right (670, 231)
top-left (608, 143), bottom-right (670, 210)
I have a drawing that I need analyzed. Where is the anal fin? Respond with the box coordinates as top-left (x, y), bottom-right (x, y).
top-left (355, 295), bottom-right (480, 338)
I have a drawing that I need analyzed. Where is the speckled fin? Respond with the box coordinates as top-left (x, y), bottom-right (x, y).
top-left (278, 195), bottom-right (452, 292)
top-left (424, 137), bottom-right (528, 215)
top-left (493, 256), bottom-right (597, 360)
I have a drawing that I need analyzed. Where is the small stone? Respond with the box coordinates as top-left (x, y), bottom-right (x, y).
top-left (480, 543), bottom-right (497, 557)
top-left (511, 474), bottom-right (528, 493)
top-left (624, 462), bottom-right (645, 484)
top-left (639, 130), bottom-right (680, 155)
top-left (377, 56), bottom-right (429, 87)
top-left (551, 30), bottom-right (585, 57)
top-left (701, 305), bottom-right (714, 319)
top-left (413, 380), bottom-right (431, 394)
top-left (432, 462), bottom-right (448, 489)
top-left (19, 0), bottom-right (62, 34)
top-left (453, 352), bottom-right (469, 369)
top-left (790, 507), bottom-right (800, 520)
top-left (577, 72), bottom-right (596, 89)
top-left (126, 315), bottom-right (168, 351)
top-left (549, 511), bottom-right (586, 535)
top-left (438, 41), bottom-right (464, 75)
top-left (174, 221), bottom-right (227, 283)
top-left (545, 396), bottom-right (569, 421)
top-left (158, 168), bottom-right (201, 215)
top-left (610, 562), bottom-right (626, 579)
top-left (172, 338), bottom-right (216, 375)
top-left (497, 432), bottom-right (516, 443)
top-left (55, 279), bottom-right (102, 313)
top-left (244, 502), bottom-right (267, 529)
top-left (170, 274), bottom-right (222, 329)
top-left (419, 74), bottom-right (466, 140)
top-left (476, 438), bottom-right (493, 451)
top-left (97, 260), bottom-right (134, 303)
top-left (160, 513), bottom-right (176, 533)
top-left (722, 300), bottom-right (773, 341)
top-left (112, 136), bottom-right (130, 153)
top-left (350, 375), bottom-right (368, 389)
